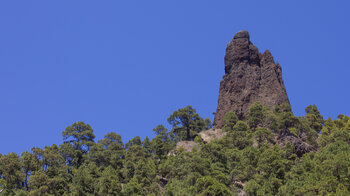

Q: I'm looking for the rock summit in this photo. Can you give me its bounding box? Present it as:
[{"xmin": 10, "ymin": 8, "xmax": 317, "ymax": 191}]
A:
[{"xmin": 213, "ymin": 30, "xmax": 290, "ymax": 128}]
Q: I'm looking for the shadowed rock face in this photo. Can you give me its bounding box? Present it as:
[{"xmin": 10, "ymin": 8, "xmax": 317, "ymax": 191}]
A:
[{"xmin": 213, "ymin": 30, "xmax": 290, "ymax": 128}]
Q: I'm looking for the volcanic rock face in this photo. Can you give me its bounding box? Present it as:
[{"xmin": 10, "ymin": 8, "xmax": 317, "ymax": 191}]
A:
[{"xmin": 213, "ymin": 31, "xmax": 290, "ymax": 128}]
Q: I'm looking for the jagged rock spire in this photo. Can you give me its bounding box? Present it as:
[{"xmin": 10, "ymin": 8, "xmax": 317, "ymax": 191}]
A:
[{"xmin": 213, "ymin": 30, "xmax": 290, "ymax": 128}]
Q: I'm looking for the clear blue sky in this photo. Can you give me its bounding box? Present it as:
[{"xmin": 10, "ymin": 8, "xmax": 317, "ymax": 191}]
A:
[{"xmin": 1, "ymin": 1, "xmax": 349, "ymax": 154}]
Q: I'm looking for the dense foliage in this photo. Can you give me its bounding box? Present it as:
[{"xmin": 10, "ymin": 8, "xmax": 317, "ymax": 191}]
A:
[{"xmin": 0, "ymin": 104, "xmax": 349, "ymax": 195}]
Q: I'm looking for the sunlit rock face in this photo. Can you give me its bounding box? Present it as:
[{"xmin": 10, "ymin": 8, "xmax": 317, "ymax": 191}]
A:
[{"xmin": 213, "ymin": 30, "xmax": 290, "ymax": 128}]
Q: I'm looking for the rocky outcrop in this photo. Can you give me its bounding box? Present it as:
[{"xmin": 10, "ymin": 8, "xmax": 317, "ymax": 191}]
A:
[
  {"xmin": 167, "ymin": 129, "xmax": 225, "ymax": 155},
  {"xmin": 167, "ymin": 141, "xmax": 199, "ymax": 156},
  {"xmin": 276, "ymin": 132, "xmax": 317, "ymax": 157},
  {"xmin": 213, "ymin": 30, "xmax": 290, "ymax": 128},
  {"xmin": 199, "ymin": 129, "xmax": 225, "ymax": 143}
]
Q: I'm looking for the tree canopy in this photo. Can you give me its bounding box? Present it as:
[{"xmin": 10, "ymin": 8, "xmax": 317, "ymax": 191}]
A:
[{"xmin": 0, "ymin": 104, "xmax": 349, "ymax": 195}]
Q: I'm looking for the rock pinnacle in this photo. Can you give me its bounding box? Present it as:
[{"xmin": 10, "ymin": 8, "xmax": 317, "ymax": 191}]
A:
[{"xmin": 213, "ymin": 31, "xmax": 290, "ymax": 128}]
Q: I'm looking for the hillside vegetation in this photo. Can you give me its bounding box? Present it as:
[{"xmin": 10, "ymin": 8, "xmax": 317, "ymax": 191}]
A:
[{"xmin": 0, "ymin": 103, "xmax": 349, "ymax": 195}]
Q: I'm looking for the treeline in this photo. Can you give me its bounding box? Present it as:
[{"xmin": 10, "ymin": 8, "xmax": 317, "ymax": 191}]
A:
[{"xmin": 0, "ymin": 104, "xmax": 349, "ymax": 195}]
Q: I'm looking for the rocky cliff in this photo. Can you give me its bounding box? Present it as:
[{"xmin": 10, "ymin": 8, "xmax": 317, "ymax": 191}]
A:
[{"xmin": 213, "ymin": 30, "xmax": 290, "ymax": 128}]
